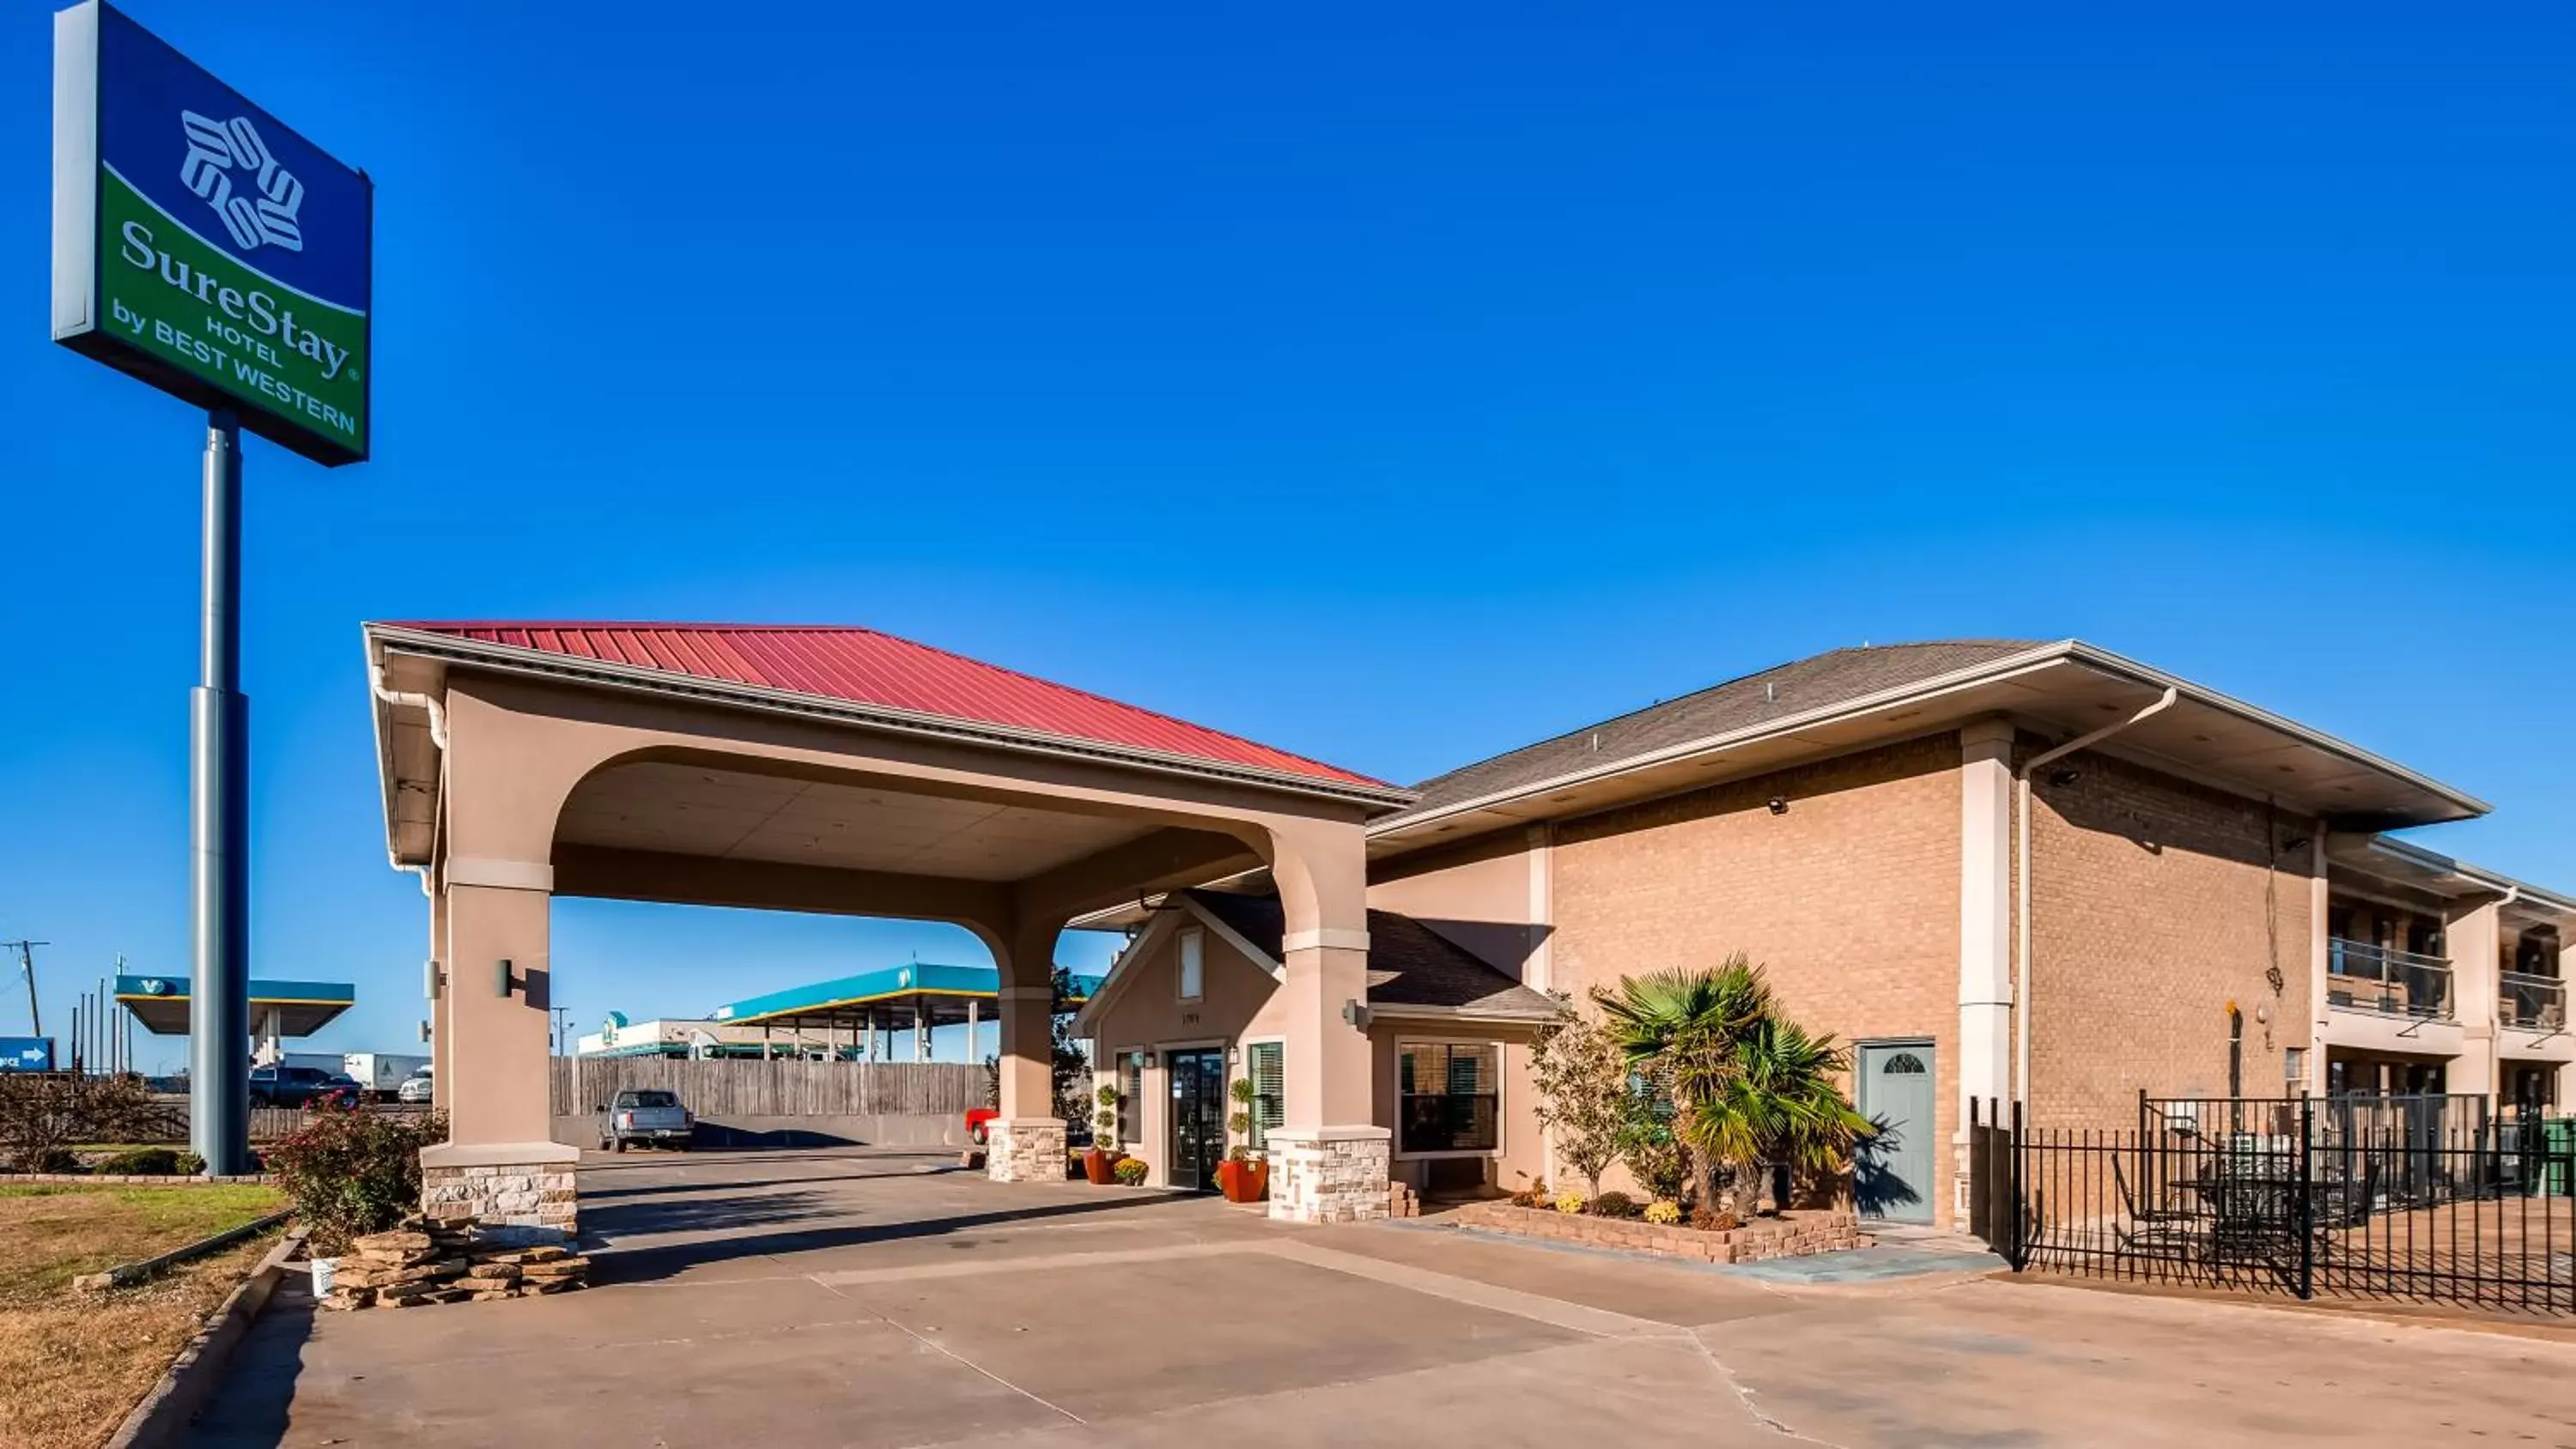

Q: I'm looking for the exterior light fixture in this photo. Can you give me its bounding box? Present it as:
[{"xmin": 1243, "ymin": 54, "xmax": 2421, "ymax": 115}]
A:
[
  {"xmin": 495, "ymin": 959, "xmax": 514, "ymax": 998},
  {"xmin": 2047, "ymin": 767, "xmax": 2081, "ymax": 787},
  {"xmin": 1767, "ymin": 797, "xmax": 1789, "ymax": 815}
]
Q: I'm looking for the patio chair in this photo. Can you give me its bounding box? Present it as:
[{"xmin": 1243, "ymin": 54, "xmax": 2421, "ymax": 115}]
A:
[{"xmin": 2113, "ymin": 1155, "xmax": 2203, "ymax": 1259}]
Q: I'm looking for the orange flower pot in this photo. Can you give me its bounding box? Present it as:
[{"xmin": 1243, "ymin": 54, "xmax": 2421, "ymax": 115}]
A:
[{"xmin": 1217, "ymin": 1157, "xmax": 1269, "ymax": 1203}]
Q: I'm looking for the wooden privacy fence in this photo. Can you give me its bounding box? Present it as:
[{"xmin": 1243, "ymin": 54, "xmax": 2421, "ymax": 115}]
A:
[
  {"xmin": 135, "ymin": 1099, "xmax": 424, "ymax": 1143},
  {"xmin": 550, "ymin": 1057, "xmax": 987, "ymax": 1119}
]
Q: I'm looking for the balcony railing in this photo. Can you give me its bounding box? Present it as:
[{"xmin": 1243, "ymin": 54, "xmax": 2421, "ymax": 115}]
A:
[
  {"xmin": 2325, "ymin": 938, "xmax": 2453, "ymax": 1019},
  {"xmin": 2500, "ymin": 970, "xmax": 2567, "ymax": 1031}
]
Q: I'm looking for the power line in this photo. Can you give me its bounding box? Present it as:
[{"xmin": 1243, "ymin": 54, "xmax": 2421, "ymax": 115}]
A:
[{"xmin": 1, "ymin": 941, "xmax": 47, "ymax": 1038}]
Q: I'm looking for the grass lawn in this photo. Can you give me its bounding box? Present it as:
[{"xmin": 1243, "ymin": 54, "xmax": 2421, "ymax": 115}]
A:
[{"xmin": 0, "ymin": 1183, "xmax": 287, "ymax": 1449}]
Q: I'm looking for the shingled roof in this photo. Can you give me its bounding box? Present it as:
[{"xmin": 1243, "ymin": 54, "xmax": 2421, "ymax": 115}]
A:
[
  {"xmin": 1182, "ymin": 891, "xmax": 1558, "ymax": 1021},
  {"xmin": 1392, "ymin": 640, "xmax": 2045, "ymax": 822}
]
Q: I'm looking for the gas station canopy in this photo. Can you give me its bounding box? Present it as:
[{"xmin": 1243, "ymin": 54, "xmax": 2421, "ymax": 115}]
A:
[
  {"xmin": 712, "ymin": 962, "xmax": 1100, "ymax": 1036},
  {"xmin": 116, "ymin": 974, "xmax": 355, "ymax": 1037}
]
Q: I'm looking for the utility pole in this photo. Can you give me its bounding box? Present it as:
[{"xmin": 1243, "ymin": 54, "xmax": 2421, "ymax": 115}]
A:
[
  {"xmin": 550, "ymin": 1005, "xmax": 570, "ymax": 1058},
  {"xmin": 3, "ymin": 941, "xmax": 46, "ymax": 1036}
]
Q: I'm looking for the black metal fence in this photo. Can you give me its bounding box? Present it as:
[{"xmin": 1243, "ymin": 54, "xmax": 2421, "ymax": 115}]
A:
[{"xmin": 1970, "ymin": 1094, "xmax": 2576, "ymax": 1314}]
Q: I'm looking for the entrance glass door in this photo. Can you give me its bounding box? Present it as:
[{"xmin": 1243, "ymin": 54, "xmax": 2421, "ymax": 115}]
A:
[{"xmin": 1168, "ymin": 1048, "xmax": 1225, "ymax": 1191}]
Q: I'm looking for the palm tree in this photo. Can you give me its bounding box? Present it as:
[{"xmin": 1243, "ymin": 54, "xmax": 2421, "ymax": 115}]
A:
[
  {"xmin": 1595, "ymin": 957, "xmax": 1873, "ymax": 1215},
  {"xmin": 1592, "ymin": 958, "xmax": 1773, "ymax": 1208},
  {"xmin": 1690, "ymin": 1015, "xmax": 1873, "ymax": 1215}
]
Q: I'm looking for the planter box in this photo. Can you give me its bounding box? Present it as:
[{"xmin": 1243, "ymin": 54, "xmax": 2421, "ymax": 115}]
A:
[{"xmin": 1449, "ymin": 1203, "xmax": 1865, "ymax": 1265}]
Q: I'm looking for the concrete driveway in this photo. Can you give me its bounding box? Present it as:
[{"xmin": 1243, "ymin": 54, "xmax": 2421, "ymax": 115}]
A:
[{"xmin": 188, "ymin": 1148, "xmax": 2575, "ymax": 1447}]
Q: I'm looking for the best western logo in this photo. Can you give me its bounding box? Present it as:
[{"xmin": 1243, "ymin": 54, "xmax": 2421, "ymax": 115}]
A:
[
  {"xmin": 113, "ymin": 219, "xmax": 350, "ymax": 381},
  {"xmin": 179, "ymin": 112, "xmax": 305, "ymax": 253}
]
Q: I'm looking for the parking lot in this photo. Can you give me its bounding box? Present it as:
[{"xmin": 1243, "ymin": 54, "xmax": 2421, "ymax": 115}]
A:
[{"xmin": 186, "ymin": 1148, "xmax": 2576, "ymax": 1446}]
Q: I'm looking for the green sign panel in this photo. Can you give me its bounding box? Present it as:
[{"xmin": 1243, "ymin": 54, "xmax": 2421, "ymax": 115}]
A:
[{"xmin": 52, "ymin": 3, "xmax": 372, "ymax": 465}]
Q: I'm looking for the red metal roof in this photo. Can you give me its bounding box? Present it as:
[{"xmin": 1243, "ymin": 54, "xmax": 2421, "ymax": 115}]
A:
[{"xmin": 384, "ymin": 621, "xmax": 1390, "ymax": 790}]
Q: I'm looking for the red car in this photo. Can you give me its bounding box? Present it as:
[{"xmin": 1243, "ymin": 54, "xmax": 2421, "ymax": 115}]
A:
[{"xmin": 965, "ymin": 1106, "xmax": 999, "ymax": 1145}]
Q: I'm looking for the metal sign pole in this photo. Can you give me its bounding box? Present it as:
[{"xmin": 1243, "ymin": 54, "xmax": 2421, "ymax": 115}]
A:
[{"xmin": 189, "ymin": 409, "xmax": 250, "ymax": 1173}]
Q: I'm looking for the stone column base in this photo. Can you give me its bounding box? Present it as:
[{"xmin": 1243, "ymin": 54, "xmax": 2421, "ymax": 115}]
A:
[
  {"xmin": 987, "ymin": 1119, "xmax": 1067, "ymax": 1183},
  {"xmin": 1266, "ymin": 1125, "xmax": 1392, "ymax": 1223},
  {"xmin": 421, "ymin": 1141, "xmax": 580, "ymax": 1242}
]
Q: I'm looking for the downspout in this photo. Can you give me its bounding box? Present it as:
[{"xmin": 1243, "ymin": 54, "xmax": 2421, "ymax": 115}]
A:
[
  {"xmin": 2488, "ymin": 884, "xmax": 2521, "ymax": 1095},
  {"xmin": 370, "ymin": 665, "xmax": 448, "ymax": 886},
  {"xmin": 2016, "ymin": 687, "xmax": 2179, "ymax": 1113},
  {"xmin": 371, "ymin": 665, "xmax": 448, "ymax": 750}
]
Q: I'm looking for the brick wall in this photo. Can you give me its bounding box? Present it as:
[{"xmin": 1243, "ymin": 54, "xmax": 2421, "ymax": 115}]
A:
[
  {"xmin": 1376, "ymin": 727, "xmax": 2327, "ymax": 1225},
  {"xmin": 1549, "ymin": 734, "xmax": 1964, "ymax": 1221},
  {"xmin": 2024, "ymin": 743, "xmax": 2319, "ymax": 1129}
]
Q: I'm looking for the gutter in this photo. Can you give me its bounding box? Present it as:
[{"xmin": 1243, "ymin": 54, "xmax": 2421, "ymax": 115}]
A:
[
  {"xmin": 1375, "ymin": 638, "xmax": 2488, "ymax": 846},
  {"xmin": 368, "ymin": 652, "xmax": 446, "ymax": 886},
  {"xmin": 1362, "ymin": 1003, "xmax": 1558, "ymax": 1026},
  {"xmin": 1376, "ymin": 643, "xmax": 2084, "ymax": 839},
  {"xmin": 2361, "ymin": 836, "xmax": 2576, "ymax": 916},
  {"xmin": 2017, "ymin": 687, "xmax": 2179, "ymax": 1113}
]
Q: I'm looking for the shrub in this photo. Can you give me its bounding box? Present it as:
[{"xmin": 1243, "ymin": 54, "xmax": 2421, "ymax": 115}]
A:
[
  {"xmin": 1643, "ymin": 1199, "xmax": 1684, "ymax": 1226},
  {"xmin": 1531, "ymin": 1003, "xmax": 1628, "ymax": 1197},
  {"xmin": 98, "ymin": 1146, "xmax": 180, "ymax": 1176},
  {"xmin": 31, "ymin": 1148, "xmax": 79, "ymax": 1174},
  {"xmin": 1113, "ymin": 1156, "xmax": 1148, "ymax": 1186},
  {"xmin": 173, "ymin": 1150, "xmax": 207, "ymax": 1177},
  {"xmin": 1588, "ymin": 1191, "xmax": 1638, "ymax": 1219},
  {"xmin": 1688, "ymin": 1205, "xmax": 1740, "ymax": 1233},
  {"xmin": 1618, "ymin": 1095, "xmax": 1693, "ymax": 1205},
  {"xmin": 1508, "ymin": 1185, "xmax": 1546, "ymax": 1209},
  {"xmin": 263, "ymin": 1107, "xmax": 447, "ymax": 1251},
  {"xmin": 0, "ymin": 1072, "xmax": 158, "ymax": 1172},
  {"xmin": 1552, "ymin": 1189, "xmax": 1586, "ymax": 1215},
  {"xmin": 1093, "ymin": 1082, "xmax": 1121, "ymax": 1150}
]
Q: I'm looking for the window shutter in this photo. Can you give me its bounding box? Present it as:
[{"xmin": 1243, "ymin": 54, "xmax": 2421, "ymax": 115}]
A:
[
  {"xmin": 1121, "ymin": 1055, "xmax": 1143, "ymax": 1144},
  {"xmin": 1249, "ymin": 1040, "xmax": 1284, "ymax": 1149}
]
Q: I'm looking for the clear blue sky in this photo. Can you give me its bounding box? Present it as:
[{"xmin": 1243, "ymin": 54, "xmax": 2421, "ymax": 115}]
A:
[{"xmin": 4, "ymin": 2, "xmax": 2572, "ymax": 1070}]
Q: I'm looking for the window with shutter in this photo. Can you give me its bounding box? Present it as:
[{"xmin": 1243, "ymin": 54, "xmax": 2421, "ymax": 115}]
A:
[
  {"xmin": 1396, "ymin": 1041, "xmax": 1500, "ymax": 1153},
  {"xmin": 1120, "ymin": 1053, "xmax": 1143, "ymax": 1145},
  {"xmin": 1248, "ymin": 1040, "xmax": 1284, "ymax": 1150}
]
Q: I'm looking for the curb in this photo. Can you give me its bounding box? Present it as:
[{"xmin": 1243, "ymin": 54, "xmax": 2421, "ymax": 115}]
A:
[
  {"xmin": 75, "ymin": 1210, "xmax": 296, "ymax": 1291},
  {"xmin": 103, "ymin": 1226, "xmax": 304, "ymax": 1449}
]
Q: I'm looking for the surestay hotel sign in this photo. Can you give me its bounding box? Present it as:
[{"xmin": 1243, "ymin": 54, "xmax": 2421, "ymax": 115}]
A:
[{"xmin": 52, "ymin": 2, "xmax": 371, "ymax": 465}]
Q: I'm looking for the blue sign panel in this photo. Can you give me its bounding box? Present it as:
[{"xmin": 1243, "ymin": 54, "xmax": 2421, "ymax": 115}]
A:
[
  {"xmin": 0, "ymin": 1038, "xmax": 58, "ymax": 1073},
  {"xmin": 52, "ymin": 2, "xmax": 372, "ymax": 464}
]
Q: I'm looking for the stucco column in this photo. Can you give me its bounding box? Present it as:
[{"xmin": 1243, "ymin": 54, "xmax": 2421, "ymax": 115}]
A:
[
  {"xmin": 1267, "ymin": 818, "xmax": 1388, "ymax": 1223},
  {"xmin": 2307, "ymin": 834, "xmax": 2331, "ymax": 1096},
  {"xmin": 987, "ymin": 919, "xmax": 1067, "ymax": 1182},
  {"xmin": 428, "ymin": 887, "xmax": 452, "ymax": 1107},
  {"xmin": 418, "ymin": 871, "xmax": 578, "ymax": 1239},
  {"xmin": 2447, "ymin": 899, "xmax": 2504, "ymax": 1102},
  {"xmin": 1956, "ymin": 720, "xmax": 2014, "ymax": 1173}
]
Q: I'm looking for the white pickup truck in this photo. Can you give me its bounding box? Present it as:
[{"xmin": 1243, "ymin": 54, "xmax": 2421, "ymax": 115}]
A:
[{"xmin": 597, "ymin": 1088, "xmax": 695, "ymax": 1152}]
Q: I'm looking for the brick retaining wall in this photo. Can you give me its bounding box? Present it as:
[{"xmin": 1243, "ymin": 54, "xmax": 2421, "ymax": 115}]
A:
[{"xmin": 1451, "ymin": 1203, "xmax": 1864, "ymax": 1264}]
